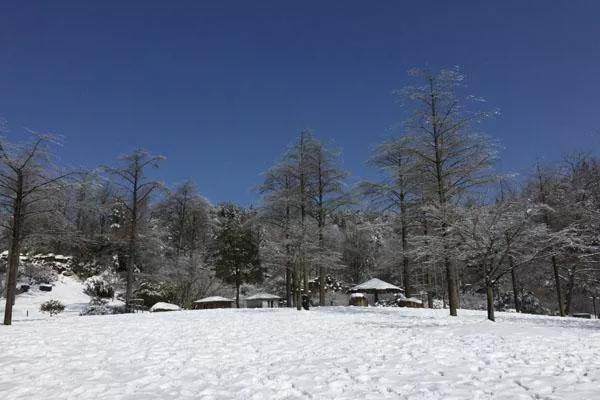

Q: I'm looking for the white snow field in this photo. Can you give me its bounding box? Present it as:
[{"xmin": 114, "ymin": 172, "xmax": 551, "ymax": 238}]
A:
[{"xmin": 1, "ymin": 307, "xmax": 600, "ymax": 400}]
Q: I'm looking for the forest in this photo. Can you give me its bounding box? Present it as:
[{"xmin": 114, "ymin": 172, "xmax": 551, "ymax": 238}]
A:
[{"xmin": 2, "ymin": 67, "xmax": 599, "ymax": 325}]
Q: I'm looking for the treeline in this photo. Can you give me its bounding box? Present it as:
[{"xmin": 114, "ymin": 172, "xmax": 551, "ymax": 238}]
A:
[{"xmin": 2, "ymin": 67, "xmax": 599, "ymax": 325}]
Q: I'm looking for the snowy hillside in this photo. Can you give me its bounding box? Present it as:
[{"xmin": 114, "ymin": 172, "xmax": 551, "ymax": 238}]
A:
[
  {"xmin": 1, "ymin": 307, "xmax": 599, "ymax": 399},
  {"xmin": 0, "ymin": 274, "xmax": 92, "ymax": 321}
]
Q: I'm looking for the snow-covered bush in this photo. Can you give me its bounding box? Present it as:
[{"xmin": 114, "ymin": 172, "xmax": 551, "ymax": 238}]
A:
[
  {"xmin": 83, "ymin": 272, "xmax": 116, "ymax": 299},
  {"xmin": 133, "ymin": 281, "xmax": 176, "ymax": 307},
  {"xmin": 80, "ymin": 298, "xmax": 128, "ymax": 316},
  {"xmin": 520, "ymin": 292, "xmax": 549, "ymax": 315},
  {"xmin": 40, "ymin": 300, "xmax": 65, "ymax": 316},
  {"xmin": 23, "ymin": 261, "xmax": 57, "ymax": 284}
]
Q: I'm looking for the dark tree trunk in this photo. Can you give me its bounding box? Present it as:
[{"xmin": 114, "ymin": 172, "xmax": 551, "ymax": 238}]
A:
[
  {"xmin": 486, "ymin": 283, "xmax": 495, "ymax": 322},
  {"xmin": 235, "ymin": 277, "xmax": 240, "ymax": 308},
  {"xmin": 445, "ymin": 256, "xmax": 458, "ymax": 316},
  {"xmin": 552, "ymin": 256, "xmax": 564, "ymax": 316},
  {"xmin": 286, "ymin": 266, "xmax": 292, "ymax": 307},
  {"xmin": 126, "ymin": 173, "xmax": 138, "ymax": 308},
  {"xmin": 3, "ymin": 173, "xmax": 24, "ymax": 326},
  {"xmin": 564, "ymin": 267, "xmax": 575, "ymax": 316},
  {"xmin": 294, "ymin": 270, "xmax": 301, "ymax": 311},
  {"xmin": 510, "ymin": 264, "xmax": 521, "ymax": 313},
  {"xmin": 426, "ymin": 270, "xmax": 434, "ymax": 308}
]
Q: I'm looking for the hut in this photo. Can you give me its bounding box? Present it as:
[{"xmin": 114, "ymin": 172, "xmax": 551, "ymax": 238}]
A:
[
  {"xmin": 245, "ymin": 293, "xmax": 280, "ymax": 308},
  {"xmin": 396, "ymin": 297, "xmax": 424, "ymax": 308},
  {"xmin": 192, "ymin": 296, "xmax": 235, "ymax": 310},
  {"xmin": 349, "ymin": 278, "xmax": 404, "ymax": 303},
  {"xmin": 349, "ymin": 293, "xmax": 368, "ymax": 306}
]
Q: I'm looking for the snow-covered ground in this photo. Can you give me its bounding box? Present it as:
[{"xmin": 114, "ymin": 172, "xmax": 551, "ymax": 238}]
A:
[
  {"xmin": 1, "ymin": 307, "xmax": 599, "ymax": 399},
  {"xmin": 0, "ymin": 275, "xmax": 93, "ymax": 321}
]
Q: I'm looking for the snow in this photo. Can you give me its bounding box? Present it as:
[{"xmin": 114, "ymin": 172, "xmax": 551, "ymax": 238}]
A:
[
  {"xmin": 150, "ymin": 302, "xmax": 181, "ymax": 312},
  {"xmin": 1, "ymin": 307, "xmax": 599, "ymax": 399},
  {"xmin": 0, "ymin": 275, "xmax": 93, "ymax": 320},
  {"xmin": 194, "ymin": 296, "xmax": 234, "ymax": 303},
  {"xmin": 350, "ymin": 293, "xmax": 366, "ymax": 298},
  {"xmin": 349, "ymin": 278, "xmax": 404, "ymax": 292},
  {"xmin": 245, "ymin": 293, "xmax": 280, "ymax": 300}
]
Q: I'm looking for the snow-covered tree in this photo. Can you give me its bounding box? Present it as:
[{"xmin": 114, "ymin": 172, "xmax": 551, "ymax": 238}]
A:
[
  {"xmin": 102, "ymin": 149, "xmax": 164, "ymax": 307},
  {"xmin": 453, "ymin": 201, "xmax": 547, "ymax": 321},
  {"xmin": 0, "ymin": 133, "xmax": 71, "ymax": 325},
  {"xmin": 360, "ymin": 136, "xmax": 421, "ymax": 295},
  {"xmin": 212, "ymin": 203, "xmax": 263, "ymax": 308},
  {"xmin": 394, "ymin": 67, "xmax": 500, "ymax": 316}
]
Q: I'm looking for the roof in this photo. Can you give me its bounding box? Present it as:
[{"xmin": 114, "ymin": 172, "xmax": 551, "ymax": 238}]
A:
[
  {"xmin": 245, "ymin": 293, "xmax": 281, "ymax": 300},
  {"xmin": 350, "ymin": 293, "xmax": 366, "ymax": 298},
  {"xmin": 194, "ymin": 296, "xmax": 234, "ymax": 303},
  {"xmin": 349, "ymin": 278, "xmax": 404, "ymax": 293},
  {"xmin": 150, "ymin": 302, "xmax": 181, "ymax": 311}
]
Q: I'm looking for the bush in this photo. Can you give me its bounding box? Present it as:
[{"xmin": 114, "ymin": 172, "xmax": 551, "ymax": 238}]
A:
[
  {"xmin": 133, "ymin": 281, "xmax": 176, "ymax": 307},
  {"xmin": 80, "ymin": 298, "xmax": 133, "ymax": 316},
  {"xmin": 23, "ymin": 262, "xmax": 57, "ymax": 284},
  {"xmin": 83, "ymin": 272, "xmax": 115, "ymax": 298},
  {"xmin": 40, "ymin": 300, "xmax": 65, "ymax": 316}
]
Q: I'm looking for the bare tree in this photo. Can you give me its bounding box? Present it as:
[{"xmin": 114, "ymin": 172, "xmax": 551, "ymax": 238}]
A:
[
  {"xmin": 396, "ymin": 67, "xmax": 500, "ymax": 316},
  {"xmin": 0, "ymin": 133, "xmax": 71, "ymax": 325},
  {"xmin": 453, "ymin": 201, "xmax": 546, "ymax": 321},
  {"xmin": 361, "ymin": 136, "xmax": 420, "ymax": 296},
  {"xmin": 102, "ymin": 149, "xmax": 164, "ymax": 307}
]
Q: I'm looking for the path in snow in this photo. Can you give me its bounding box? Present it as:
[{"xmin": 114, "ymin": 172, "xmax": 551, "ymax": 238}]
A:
[{"xmin": 1, "ymin": 307, "xmax": 599, "ymax": 399}]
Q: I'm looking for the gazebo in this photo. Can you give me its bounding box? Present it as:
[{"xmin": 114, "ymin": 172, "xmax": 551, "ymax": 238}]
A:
[
  {"xmin": 348, "ymin": 278, "xmax": 404, "ymax": 303},
  {"xmin": 245, "ymin": 293, "xmax": 280, "ymax": 308},
  {"xmin": 192, "ymin": 296, "xmax": 235, "ymax": 310}
]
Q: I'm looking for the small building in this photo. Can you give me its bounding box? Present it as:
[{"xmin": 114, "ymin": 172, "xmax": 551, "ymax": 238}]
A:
[
  {"xmin": 192, "ymin": 296, "xmax": 235, "ymax": 310},
  {"xmin": 245, "ymin": 293, "xmax": 280, "ymax": 308},
  {"xmin": 349, "ymin": 293, "xmax": 368, "ymax": 307},
  {"xmin": 396, "ymin": 297, "xmax": 424, "ymax": 308},
  {"xmin": 348, "ymin": 278, "xmax": 404, "ymax": 303}
]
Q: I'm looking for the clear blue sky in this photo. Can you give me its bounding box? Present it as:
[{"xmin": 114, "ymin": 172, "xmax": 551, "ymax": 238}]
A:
[{"xmin": 1, "ymin": 1, "xmax": 599, "ymax": 205}]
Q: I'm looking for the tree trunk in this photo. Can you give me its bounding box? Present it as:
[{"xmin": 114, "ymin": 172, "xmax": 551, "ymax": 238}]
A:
[
  {"xmin": 564, "ymin": 267, "xmax": 575, "ymax": 316},
  {"xmin": 294, "ymin": 270, "xmax": 301, "ymax": 311},
  {"xmin": 426, "ymin": 270, "xmax": 434, "ymax": 308},
  {"xmin": 510, "ymin": 264, "xmax": 520, "ymax": 313},
  {"xmin": 445, "ymin": 257, "xmax": 458, "ymax": 316},
  {"xmin": 3, "ymin": 173, "xmax": 24, "ymax": 326},
  {"xmin": 318, "ymin": 266, "xmax": 325, "ymax": 306},
  {"xmin": 552, "ymin": 256, "xmax": 564, "ymax": 316},
  {"xmin": 125, "ymin": 171, "xmax": 139, "ymax": 308},
  {"xmin": 486, "ymin": 283, "xmax": 495, "ymax": 322},
  {"xmin": 285, "ymin": 266, "xmax": 292, "ymax": 307},
  {"xmin": 235, "ymin": 277, "xmax": 240, "ymax": 308}
]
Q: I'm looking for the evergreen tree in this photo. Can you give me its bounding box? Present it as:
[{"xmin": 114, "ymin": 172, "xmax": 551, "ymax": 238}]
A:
[{"xmin": 212, "ymin": 204, "xmax": 263, "ymax": 308}]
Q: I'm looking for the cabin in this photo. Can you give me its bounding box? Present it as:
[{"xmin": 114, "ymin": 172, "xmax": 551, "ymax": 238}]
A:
[
  {"xmin": 192, "ymin": 296, "xmax": 234, "ymax": 310},
  {"xmin": 349, "ymin": 293, "xmax": 368, "ymax": 306},
  {"xmin": 396, "ymin": 297, "xmax": 424, "ymax": 308},
  {"xmin": 245, "ymin": 293, "xmax": 280, "ymax": 308}
]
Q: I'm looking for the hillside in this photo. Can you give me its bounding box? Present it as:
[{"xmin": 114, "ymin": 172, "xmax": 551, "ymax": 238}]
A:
[{"xmin": 0, "ymin": 274, "xmax": 92, "ymax": 321}]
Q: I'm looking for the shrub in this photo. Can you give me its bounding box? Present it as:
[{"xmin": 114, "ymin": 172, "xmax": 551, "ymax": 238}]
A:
[
  {"xmin": 40, "ymin": 300, "xmax": 65, "ymax": 316},
  {"xmin": 83, "ymin": 272, "xmax": 115, "ymax": 298},
  {"xmin": 80, "ymin": 299, "xmax": 122, "ymax": 316},
  {"xmin": 133, "ymin": 281, "xmax": 176, "ymax": 307}
]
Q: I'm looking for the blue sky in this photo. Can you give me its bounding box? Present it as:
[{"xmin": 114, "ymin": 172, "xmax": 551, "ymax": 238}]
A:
[{"xmin": 1, "ymin": 1, "xmax": 599, "ymax": 205}]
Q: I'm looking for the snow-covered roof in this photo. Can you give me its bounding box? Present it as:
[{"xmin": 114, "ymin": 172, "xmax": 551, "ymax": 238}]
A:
[
  {"xmin": 150, "ymin": 302, "xmax": 181, "ymax": 312},
  {"xmin": 349, "ymin": 278, "xmax": 404, "ymax": 293},
  {"xmin": 350, "ymin": 293, "xmax": 366, "ymax": 298},
  {"xmin": 194, "ymin": 296, "xmax": 234, "ymax": 303},
  {"xmin": 245, "ymin": 293, "xmax": 280, "ymax": 300}
]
